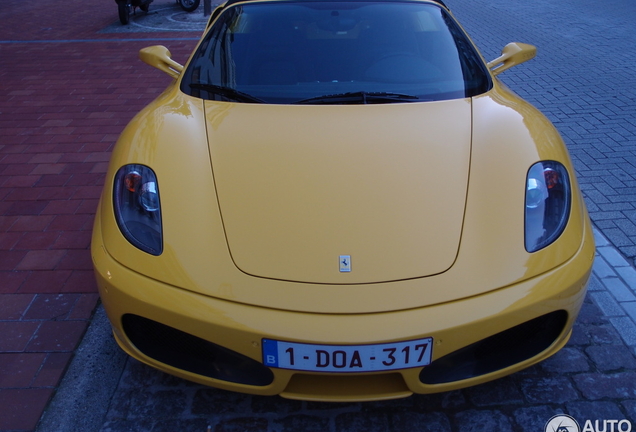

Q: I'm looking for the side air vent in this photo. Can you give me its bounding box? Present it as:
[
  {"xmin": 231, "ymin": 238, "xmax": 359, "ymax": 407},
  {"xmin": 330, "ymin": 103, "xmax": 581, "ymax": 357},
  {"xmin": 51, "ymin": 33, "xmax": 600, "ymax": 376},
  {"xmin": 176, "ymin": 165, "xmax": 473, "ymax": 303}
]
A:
[
  {"xmin": 420, "ymin": 310, "xmax": 568, "ymax": 384},
  {"xmin": 122, "ymin": 314, "xmax": 274, "ymax": 386}
]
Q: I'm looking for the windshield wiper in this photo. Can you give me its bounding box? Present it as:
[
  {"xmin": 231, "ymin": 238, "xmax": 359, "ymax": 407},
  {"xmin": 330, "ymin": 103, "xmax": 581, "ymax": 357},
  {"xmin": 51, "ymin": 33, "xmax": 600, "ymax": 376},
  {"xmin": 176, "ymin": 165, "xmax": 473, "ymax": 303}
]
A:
[
  {"xmin": 189, "ymin": 83, "xmax": 265, "ymax": 104},
  {"xmin": 294, "ymin": 91, "xmax": 421, "ymax": 105}
]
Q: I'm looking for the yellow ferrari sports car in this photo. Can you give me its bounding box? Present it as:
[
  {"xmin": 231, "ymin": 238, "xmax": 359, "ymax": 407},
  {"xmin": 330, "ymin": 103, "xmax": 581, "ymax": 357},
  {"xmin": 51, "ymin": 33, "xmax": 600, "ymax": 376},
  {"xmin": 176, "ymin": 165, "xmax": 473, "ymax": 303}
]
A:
[{"xmin": 92, "ymin": 0, "xmax": 594, "ymax": 401}]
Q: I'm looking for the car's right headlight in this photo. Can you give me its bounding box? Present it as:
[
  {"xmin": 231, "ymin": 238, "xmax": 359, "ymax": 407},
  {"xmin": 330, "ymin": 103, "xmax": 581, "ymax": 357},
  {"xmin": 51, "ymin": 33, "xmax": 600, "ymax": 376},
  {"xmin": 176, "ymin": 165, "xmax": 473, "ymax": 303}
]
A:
[
  {"xmin": 525, "ymin": 161, "xmax": 571, "ymax": 253},
  {"xmin": 113, "ymin": 164, "xmax": 163, "ymax": 256}
]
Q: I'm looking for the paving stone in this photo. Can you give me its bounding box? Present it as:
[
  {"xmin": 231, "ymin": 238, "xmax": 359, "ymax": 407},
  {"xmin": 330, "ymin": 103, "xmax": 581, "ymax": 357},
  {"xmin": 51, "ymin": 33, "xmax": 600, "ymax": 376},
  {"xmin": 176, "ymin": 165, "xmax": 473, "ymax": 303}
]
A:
[
  {"xmin": 622, "ymin": 400, "xmax": 636, "ymax": 421},
  {"xmin": 0, "ymin": 231, "xmax": 21, "ymax": 250},
  {"xmin": 453, "ymin": 409, "xmax": 513, "ymax": 432},
  {"xmin": 26, "ymin": 320, "xmax": 87, "ymax": 352},
  {"xmin": 587, "ymin": 274, "xmax": 605, "ymax": 292},
  {"xmin": 153, "ymin": 419, "xmax": 212, "ymax": 432},
  {"xmin": 609, "ymin": 317, "xmax": 636, "ymax": 346},
  {"xmin": 0, "ymin": 353, "xmax": 47, "ymax": 387},
  {"xmin": 23, "ymin": 293, "xmax": 80, "ymax": 320},
  {"xmin": 621, "ymin": 301, "xmax": 636, "ymax": 320},
  {"xmin": 67, "ymin": 293, "xmax": 100, "ymax": 319},
  {"xmin": 517, "ymin": 376, "xmax": 580, "ymax": 404},
  {"xmin": 0, "ymin": 388, "xmax": 54, "ymax": 431},
  {"xmin": 63, "ymin": 270, "xmax": 99, "ymax": 293},
  {"xmin": 604, "ymin": 277, "xmax": 636, "ymax": 302},
  {"xmin": 47, "ymin": 214, "xmax": 93, "ymax": 231},
  {"xmin": 411, "ymin": 390, "xmax": 467, "ymax": 411},
  {"xmin": 590, "ymin": 291, "xmax": 626, "ymax": 317},
  {"xmin": 437, "ymin": 390, "xmax": 468, "ymax": 410},
  {"xmin": 565, "ymin": 401, "xmax": 625, "ymax": 425},
  {"xmin": 273, "ymin": 414, "xmax": 332, "ymax": 432},
  {"xmin": 568, "ymin": 326, "xmax": 591, "ymax": 346},
  {"xmin": 9, "ymin": 215, "xmax": 55, "ymax": 233},
  {"xmin": 0, "ymin": 250, "xmax": 28, "ymax": 271},
  {"xmin": 121, "ymin": 389, "xmax": 191, "ymax": 419},
  {"xmin": 0, "ymin": 321, "xmax": 40, "ymax": 352},
  {"xmin": 512, "ymin": 406, "xmax": 563, "ymax": 432},
  {"xmin": 191, "ymin": 389, "xmax": 254, "ymax": 416},
  {"xmin": 358, "ymin": 396, "xmax": 418, "ymax": 414},
  {"xmin": 586, "ymin": 324, "xmax": 624, "ymax": 345},
  {"xmin": 14, "ymin": 232, "xmax": 61, "ymax": 250},
  {"xmin": 117, "ymin": 358, "xmax": 194, "ymax": 390},
  {"xmin": 31, "ymin": 352, "xmax": 73, "ymax": 387},
  {"xmin": 391, "ymin": 412, "xmax": 452, "ymax": 432},
  {"xmin": 464, "ymin": 377, "xmax": 524, "ymax": 406},
  {"xmin": 213, "ymin": 417, "xmax": 269, "ymax": 432},
  {"xmin": 0, "ymin": 270, "xmax": 27, "ymax": 294},
  {"xmin": 0, "ymin": 293, "xmax": 34, "ymax": 319},
  {"xmin": 604, "ymin": 229, "xmax": 634, "ymax": 249},
  {"xmin": 56, "ymin": 249, "xmax": 94, "ymax": 271},
  {"xmin": 573, "ymin": 372, "xmax": 636, "ymax": 399},
  {"xmin": 593, "ymin": 256, "xmax": 618, "ymax": 279},
  {"xmin": 16, "ymin": 250, "xmax": 67, "ymax": 271},
  {"xmin": 616, "ymin": 266, "xmax": 636, "ymax": 291},
  {"xmin": 585, "ymin": 345, "xmax": 636, "ymax": 372},
  {"xmin": 306, "ymin": 400, "xmax": 360, "ymax": 412},
  {"xmin": 335, "ymin": 411, "xmax": 391, "ymax": 432},
  {"xmin": 19, "ymin": 270, "xmax": 72, "ymax": 294},
  {"xmin": 100, "ymin": 419, "xmax": 155, "ymax": 432},
  {"xmin": 540, "ymin": 347, "xmax": 590, "ymax": 374},
  {"xmin": 575, "ymin": 300, "xmax": 609, "ymax": 325}
]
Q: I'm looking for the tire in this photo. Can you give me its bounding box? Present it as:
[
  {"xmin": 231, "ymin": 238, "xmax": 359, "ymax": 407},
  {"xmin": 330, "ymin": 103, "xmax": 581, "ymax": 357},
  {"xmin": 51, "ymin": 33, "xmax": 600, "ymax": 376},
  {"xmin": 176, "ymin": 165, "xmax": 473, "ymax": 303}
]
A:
[
  {"xmin": 178, "ymin": 0, "xmax": 200, "ymax": 12},
  {"xmin": 118, "ymin": 2, "xmax": 130, "ymax": 24}
]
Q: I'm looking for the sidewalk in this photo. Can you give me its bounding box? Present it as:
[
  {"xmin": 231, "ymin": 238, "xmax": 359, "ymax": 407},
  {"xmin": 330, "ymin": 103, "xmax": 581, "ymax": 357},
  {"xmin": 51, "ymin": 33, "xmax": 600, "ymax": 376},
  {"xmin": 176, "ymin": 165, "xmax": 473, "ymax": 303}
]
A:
[{"xmin": 0, "ymin": 0, "xmax": 203, "ymax": 430}]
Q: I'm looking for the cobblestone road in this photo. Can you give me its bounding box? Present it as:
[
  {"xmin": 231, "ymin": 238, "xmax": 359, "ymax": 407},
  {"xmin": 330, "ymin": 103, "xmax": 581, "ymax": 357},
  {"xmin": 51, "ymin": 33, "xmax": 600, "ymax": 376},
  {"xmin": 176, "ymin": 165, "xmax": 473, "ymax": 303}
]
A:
[{"xmin": 33, "ymin": 0, "xmax": 636, "ymax": 431}]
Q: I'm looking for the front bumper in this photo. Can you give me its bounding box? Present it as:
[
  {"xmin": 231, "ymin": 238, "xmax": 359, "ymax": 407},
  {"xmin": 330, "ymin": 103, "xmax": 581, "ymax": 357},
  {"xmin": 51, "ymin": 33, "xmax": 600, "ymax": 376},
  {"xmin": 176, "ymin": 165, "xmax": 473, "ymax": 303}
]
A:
[{"xmin": 92, "ymin": 212, "xmax": 593, "ymax": 402}]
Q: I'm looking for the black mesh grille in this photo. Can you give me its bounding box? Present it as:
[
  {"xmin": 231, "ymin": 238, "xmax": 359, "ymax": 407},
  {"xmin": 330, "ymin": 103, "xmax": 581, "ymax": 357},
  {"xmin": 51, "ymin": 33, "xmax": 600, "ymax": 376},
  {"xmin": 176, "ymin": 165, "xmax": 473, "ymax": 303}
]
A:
[
  {"xmin": 122, "ymin": 314, "xmax": 274, "ymax": 386},
  {"xmin": 420, "ymin": 310, "xmax": 568, "ymax": 384}
]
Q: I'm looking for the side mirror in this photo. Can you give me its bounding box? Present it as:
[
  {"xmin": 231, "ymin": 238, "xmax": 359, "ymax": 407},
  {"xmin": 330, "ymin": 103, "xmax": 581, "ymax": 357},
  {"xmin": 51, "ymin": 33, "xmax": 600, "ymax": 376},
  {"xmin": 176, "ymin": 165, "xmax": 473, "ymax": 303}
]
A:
[
  {"xmin": 487, "ymin": 42, "xmax": 537, "ymax": 76},
  {"xmin": 139, "ymin": 45, "xmax": 184, "ymax": 79}
]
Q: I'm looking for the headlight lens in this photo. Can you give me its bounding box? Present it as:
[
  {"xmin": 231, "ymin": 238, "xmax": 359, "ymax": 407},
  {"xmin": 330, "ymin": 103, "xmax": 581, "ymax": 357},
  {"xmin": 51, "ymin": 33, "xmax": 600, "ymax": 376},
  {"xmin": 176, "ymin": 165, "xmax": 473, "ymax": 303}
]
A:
[
  {"xmin": 113, "ymin": 164, "xmax": 163, "ymax": 255},
  {"xmin": 525, "ymin": 161, "xmax": 571, "ymax": 252}
]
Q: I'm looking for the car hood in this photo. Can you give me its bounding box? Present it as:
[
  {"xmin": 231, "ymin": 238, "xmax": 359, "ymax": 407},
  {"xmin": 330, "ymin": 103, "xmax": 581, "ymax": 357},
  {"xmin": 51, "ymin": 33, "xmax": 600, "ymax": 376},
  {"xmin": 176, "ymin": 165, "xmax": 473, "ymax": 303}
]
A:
[{"xmin": 205, "ymin": 99, "xmax": 471, "ymax": 284}]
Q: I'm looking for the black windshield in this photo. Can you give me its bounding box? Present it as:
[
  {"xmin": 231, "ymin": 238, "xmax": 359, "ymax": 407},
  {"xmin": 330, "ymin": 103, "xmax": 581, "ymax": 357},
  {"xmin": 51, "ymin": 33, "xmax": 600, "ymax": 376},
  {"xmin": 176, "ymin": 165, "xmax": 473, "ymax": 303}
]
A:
[{"xmin": 181, "ymin": 1, "xmax": 491, "ymax": 104}]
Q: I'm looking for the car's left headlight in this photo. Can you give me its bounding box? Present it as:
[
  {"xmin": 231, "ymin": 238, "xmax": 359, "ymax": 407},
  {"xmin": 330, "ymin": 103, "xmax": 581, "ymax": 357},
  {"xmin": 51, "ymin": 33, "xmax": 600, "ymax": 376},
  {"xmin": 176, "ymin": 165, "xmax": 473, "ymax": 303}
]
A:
[
  {"xmin": 525, "ymin": 161, "xmax": 571, "ymax": 253},
  {"xmin": 113, "ymin": 164, "xmax": 163, "ymax": 256}
]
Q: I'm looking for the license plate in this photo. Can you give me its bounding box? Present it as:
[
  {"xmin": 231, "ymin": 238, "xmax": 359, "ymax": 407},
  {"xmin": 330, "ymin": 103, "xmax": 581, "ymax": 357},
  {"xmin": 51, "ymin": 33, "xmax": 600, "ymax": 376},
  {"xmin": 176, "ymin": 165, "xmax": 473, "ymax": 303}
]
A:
[{"xmin": 262, "ymin": 337, "xmax": 433, "ymax": 373}]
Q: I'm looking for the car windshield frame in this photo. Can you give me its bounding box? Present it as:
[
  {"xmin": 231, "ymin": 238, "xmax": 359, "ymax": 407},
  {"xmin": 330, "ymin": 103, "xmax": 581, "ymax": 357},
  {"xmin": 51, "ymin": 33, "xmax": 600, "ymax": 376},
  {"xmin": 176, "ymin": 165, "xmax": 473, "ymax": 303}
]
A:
[{"xmin": 180, "ymin": 0, "xmax": 492, "ymax": 105}]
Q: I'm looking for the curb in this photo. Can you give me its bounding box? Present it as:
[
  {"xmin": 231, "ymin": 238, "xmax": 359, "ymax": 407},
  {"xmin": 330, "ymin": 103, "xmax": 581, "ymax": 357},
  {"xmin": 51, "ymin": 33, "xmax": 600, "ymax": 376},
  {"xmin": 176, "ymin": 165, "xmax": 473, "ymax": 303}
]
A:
[{"xmin": 36, "ymin": 306, "xmax": 127, "ymax": 432}]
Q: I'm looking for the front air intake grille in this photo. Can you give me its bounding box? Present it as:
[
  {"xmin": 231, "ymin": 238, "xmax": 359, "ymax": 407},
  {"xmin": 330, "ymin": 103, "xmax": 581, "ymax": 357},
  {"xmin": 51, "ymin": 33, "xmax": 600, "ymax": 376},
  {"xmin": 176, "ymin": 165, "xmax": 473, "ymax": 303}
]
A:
[
  {"xmin": 122, "ymin": 314, "xmax": 274, "ymax": 386},
  {"xmin": 420, "ymin": 310, "xmax": 568, "ymax": 384}
]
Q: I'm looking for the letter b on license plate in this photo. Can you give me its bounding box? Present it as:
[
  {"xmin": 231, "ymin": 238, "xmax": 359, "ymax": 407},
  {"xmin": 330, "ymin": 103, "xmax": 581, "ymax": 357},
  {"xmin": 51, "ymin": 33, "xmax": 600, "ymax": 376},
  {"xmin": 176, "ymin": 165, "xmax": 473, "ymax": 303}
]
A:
[{"xmin": 262, "ymin": 338, "xmax": 433, "ymax": 373}]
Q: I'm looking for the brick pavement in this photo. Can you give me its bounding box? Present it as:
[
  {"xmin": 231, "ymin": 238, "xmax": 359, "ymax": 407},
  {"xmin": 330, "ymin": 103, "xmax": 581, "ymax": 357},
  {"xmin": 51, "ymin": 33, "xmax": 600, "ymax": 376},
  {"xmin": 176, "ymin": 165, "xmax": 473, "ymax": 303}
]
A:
[
  {"xmin": 1, "ymin": 0, "xmax": 635, "ymax": 430},
  {"xmin": 0, "ymin": 0, "xmax": 201, "ymax": 430}
]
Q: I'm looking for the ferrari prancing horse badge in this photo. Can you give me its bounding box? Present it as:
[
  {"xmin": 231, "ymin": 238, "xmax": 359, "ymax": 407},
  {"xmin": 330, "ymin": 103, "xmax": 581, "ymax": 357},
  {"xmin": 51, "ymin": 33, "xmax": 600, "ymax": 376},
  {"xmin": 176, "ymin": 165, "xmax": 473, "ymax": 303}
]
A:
[{"xmin": 339, "ymin": 255, "xmax": 351, "ymax": 272}]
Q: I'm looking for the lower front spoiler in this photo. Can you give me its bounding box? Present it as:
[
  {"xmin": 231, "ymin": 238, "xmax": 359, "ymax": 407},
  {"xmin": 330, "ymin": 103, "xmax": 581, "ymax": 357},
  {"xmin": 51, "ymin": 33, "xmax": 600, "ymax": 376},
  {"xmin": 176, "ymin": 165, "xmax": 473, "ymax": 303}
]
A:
[
  {"xmin": 93, "ymin": 238, "xmax": 593, "ymax": 402},
  {"xmin": 116, "ymin": 310, "xmax": 573, "ymax": 402}
]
